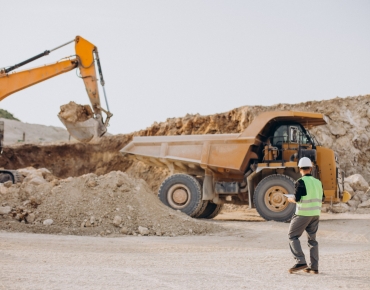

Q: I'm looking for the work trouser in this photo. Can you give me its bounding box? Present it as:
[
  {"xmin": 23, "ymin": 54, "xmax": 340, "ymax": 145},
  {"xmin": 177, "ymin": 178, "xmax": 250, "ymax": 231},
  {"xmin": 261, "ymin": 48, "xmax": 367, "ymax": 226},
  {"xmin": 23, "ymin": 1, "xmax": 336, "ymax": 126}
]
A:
[{"xmin": 288, "ymin": 215, "xmax": 320, "ymax": 270}]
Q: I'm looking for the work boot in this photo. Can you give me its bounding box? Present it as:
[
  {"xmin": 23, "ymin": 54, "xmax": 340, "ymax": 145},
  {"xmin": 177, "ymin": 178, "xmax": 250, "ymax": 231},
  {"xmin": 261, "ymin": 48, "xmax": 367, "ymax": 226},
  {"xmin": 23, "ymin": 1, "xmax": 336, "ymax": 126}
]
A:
[
  {"xmin": 303, "ymin": 267, "xmax": 319, "ymax": 274},
  {"xmin": 288, "ymin": 263, "xmax": 308, "ymax": 273}
]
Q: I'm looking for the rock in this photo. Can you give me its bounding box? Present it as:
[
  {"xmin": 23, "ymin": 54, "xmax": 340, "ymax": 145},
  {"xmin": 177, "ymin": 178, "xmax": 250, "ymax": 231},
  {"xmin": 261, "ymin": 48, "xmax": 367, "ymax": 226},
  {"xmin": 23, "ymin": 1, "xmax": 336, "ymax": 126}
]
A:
[
  {"xmin": 353, "ymin": 194, "xmax": 361, "ymax": 201},
  {"xmin": 344, "ymin": 183, "xmax": 354, "ymax": 195},
  {"xmin": 120, "ymin": 227, "xmax": 128, "ymax": 234},
  {"xmin": 155, "ymin": 231, "xmax": 162, "ymax": 236},
  {"xmin": 355, "ymin": 192, "xmax": 368, "ymax": 202},
  {"xmin": 331, "ymin": 203, "xmax": 349, "ymax": 213},
  {"xmin": 17, "ymin": 167, "xmax": 37, "ymax": 177},
  {"xmin": 0, "ymin": 206, "xmax": 11, "ymax": 215},
  {"xmin": 113, "ymin": 215, "xmax": 122, "ymax": 227},
  {"xmin": 344, "ymin": 174, "xmax": 369, "ymax": 191},
  {"xmin": 28, "ymin": 177, "xmax": 48, "ymax": 186},
  {"xmin": 138, "ymin": 226, "xmax": 149, "ymax": 236},
  {"xmin": 106, "ymin": 230, "xmax": 111, "ymax": 234},
  {"xmin": 3, "ymin": 181, "xmax": 12, "ymax": 188},
  {"xmin": 86, "ymin": 178, "xmax": 97, "ymax": 188},
  {"xmin": 0, "ymin": 184, "xmax": 7, "ymax": 195},
  {"xmin": 85, "ymin": 220, "xmax": 92, "ymax": 227},
  {"xmin": 90, "ymin": 216, "xmax": 95, "ymax": 224},
  {"xmin": 80, "ymin": 221, "xmax": 86, "ymax": 228},
  {"xmin": 189, "ymin": 229, "xmax": 193, "ymax": 234},
  {"xmin": 356, "ymin": 208, "xmax": 370, "ymax": 214},
  {"xmin": 358, "ymin": 200, "xmax": 370, "ymax": 208},
  {"xmin": 328, "ymin": 123, "xmax": 347, "ymax": 136},
  {"xmin": 347, "ymin": 200, "xmax": 361, "ymax": 208},
  {"xmin": 43, "ymin": 219, "xmax": 53, "ymax": 226},
  {"xmin": 26, "ymin": 213, "xmax": 35, "ymax": 223},
  {"xmin": 321, "ymin": 207, "xmax": 328, "ymax": 213}
]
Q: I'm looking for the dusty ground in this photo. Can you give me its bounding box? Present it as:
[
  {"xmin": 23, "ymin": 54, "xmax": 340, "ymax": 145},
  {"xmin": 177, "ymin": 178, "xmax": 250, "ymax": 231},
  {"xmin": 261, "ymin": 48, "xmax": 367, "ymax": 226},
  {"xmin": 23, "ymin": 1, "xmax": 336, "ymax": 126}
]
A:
[{"xmin": 1, "ymin": 212, "xmax": 369, "ymax": 290}]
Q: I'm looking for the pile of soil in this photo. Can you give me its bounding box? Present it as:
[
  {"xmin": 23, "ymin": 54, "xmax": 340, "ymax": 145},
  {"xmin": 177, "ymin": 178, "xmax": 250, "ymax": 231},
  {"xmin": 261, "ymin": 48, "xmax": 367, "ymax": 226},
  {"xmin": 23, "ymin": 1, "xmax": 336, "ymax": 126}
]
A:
[
  {"xmin": 0, "ymin": 167, "xmax": 221, "ymax": 236},
  {"xmin": 58, "ymin": 101, "xmax": 93, "ymax": 123}
]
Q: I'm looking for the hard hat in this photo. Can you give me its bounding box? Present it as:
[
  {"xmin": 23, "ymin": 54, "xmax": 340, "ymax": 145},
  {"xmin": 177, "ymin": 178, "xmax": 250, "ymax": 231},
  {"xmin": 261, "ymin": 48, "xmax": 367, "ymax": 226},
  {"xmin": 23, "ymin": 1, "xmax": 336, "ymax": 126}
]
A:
[{"xmin": 298, "ymin": 157, "xmax": 312, "ymax": 168}]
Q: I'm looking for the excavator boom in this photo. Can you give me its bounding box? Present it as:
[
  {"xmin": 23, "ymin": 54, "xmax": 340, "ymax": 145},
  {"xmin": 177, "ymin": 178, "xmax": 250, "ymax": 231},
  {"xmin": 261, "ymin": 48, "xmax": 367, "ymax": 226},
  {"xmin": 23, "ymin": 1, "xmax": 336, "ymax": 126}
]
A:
[{"xmin": 0, "ymin": 36, "xmax": 112, "ymax": 142}]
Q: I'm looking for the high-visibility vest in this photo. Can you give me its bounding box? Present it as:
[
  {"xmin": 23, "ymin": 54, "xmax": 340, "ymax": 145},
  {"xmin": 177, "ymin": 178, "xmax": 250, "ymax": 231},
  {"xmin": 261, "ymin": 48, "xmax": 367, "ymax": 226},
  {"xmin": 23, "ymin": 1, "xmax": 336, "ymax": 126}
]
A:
[{"xmin": 295, "ymin": 176, "xmax": 323, "ymax": 216}]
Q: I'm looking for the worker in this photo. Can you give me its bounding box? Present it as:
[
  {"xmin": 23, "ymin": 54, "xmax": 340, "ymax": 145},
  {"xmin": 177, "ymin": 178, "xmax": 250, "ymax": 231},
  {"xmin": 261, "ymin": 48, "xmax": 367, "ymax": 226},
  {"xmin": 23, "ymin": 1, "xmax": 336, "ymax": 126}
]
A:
[{"xmin": 287, "ymin": 157, "xmax": 325, "ymax": 274}]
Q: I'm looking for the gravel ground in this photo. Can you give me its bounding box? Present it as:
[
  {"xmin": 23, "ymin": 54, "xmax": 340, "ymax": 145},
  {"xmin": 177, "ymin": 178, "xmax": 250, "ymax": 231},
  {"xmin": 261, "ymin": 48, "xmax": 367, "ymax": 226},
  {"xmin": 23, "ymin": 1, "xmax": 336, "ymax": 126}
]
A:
[{"xmin": 0, "ymin": 213, "xmax": 369, "ymax": 290}]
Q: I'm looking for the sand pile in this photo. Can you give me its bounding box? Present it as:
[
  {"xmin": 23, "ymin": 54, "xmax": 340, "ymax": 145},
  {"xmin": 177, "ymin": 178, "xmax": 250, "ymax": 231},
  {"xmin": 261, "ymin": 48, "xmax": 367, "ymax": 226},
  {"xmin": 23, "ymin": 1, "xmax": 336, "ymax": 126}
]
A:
[
  {"xmin": 58, "ymin": 101, "xmax": 93, "ymax": 123},
  {"xmin": 0, "ymin": 167, "xmax": 221, "ymax": 236}
]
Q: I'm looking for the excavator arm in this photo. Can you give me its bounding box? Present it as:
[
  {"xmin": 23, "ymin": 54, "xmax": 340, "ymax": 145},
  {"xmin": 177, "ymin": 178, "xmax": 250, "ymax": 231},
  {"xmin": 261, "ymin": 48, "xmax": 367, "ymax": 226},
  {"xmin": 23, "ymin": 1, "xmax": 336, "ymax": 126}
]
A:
[{"xmin": 0, "ymin": 36, "xmax": 112, "ymax": 143}]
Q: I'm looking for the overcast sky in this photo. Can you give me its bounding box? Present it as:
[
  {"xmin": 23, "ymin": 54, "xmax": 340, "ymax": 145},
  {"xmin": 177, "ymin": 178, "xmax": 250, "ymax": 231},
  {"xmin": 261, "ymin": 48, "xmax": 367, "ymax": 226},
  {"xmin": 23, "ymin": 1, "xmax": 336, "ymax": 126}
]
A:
[{"xmin": 1, "ymin": 1, "xmax": 369, "ymax": 134}]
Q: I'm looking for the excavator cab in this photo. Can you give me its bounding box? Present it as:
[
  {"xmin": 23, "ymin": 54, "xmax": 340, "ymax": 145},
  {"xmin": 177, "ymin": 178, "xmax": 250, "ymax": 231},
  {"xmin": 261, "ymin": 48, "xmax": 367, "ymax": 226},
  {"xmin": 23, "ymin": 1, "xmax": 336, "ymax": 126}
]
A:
[{"xmin": 0, "ymin": 36, "xmax": 112, "ymax": 143}]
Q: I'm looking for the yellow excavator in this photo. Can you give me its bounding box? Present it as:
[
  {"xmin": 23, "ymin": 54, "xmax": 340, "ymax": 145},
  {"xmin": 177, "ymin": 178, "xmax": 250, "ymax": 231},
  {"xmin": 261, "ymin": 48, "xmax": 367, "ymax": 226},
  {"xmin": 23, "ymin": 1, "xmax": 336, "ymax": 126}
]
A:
[
  {"xmin": 0, "ymin": 35, "xmax": 112, "ymax": 142},
  {"xmin": 0, "ymin": 36, "xmax": 112, "ymax": 182}
]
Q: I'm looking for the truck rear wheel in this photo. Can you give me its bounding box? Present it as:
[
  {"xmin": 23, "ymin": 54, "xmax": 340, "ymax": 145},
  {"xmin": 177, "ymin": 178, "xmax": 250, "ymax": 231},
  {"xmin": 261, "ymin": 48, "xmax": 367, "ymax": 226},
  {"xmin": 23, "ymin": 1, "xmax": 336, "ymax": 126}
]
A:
[
  {"xmin": 253, "ymin": 174, "xmax": 295, "ymax": 222},
  {"xmin": 197, "ymin": 203, "xmax": 223, "ymax": 219},
  {"xmin": 158, "ymin": 174, "xmax": 206, "ymax": 217}
]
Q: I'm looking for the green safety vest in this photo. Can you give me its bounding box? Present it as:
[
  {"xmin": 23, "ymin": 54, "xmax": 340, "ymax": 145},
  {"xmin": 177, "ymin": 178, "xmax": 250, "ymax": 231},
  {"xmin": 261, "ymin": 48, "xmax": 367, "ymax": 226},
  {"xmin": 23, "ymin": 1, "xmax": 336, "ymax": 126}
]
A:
[{"xmin": 295, "ymin": 176, "xmax": 323, "ymax": 216}]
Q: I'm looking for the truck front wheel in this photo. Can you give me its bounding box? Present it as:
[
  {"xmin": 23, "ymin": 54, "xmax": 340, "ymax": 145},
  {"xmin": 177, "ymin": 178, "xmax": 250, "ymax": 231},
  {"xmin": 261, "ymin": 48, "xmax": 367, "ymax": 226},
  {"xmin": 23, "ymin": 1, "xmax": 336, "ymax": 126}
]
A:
[
  {"xmin": 158, "ymin": 174, "xmax": 205, "ymax": 217},
  {"xmin": 253, "ymin": 174, "xmax": 296, "ymax": 222}
]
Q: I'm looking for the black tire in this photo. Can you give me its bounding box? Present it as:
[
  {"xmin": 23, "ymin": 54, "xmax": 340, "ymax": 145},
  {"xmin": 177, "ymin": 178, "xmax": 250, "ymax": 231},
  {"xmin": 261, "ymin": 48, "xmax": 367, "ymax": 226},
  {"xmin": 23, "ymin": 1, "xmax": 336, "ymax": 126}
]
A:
[
  {"xmin": 253, "ymin": 174, "xmax": 296, "ymax": 222},
  {"xmin": 158, "ymin": 174, "xmax": 205, "ymax": 217},
  {"xmin": 0, "ymin": 173, "xmax": 12, "ymax": 183},
  {"xmin": 198, "ymin": 203, "xmax": 223, "ymax": 219}
]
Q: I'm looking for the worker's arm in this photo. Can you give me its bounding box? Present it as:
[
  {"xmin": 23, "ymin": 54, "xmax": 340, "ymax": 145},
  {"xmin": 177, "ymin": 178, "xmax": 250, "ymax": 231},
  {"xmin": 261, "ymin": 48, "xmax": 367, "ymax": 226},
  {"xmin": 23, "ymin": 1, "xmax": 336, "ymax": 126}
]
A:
[{"xmin": 287, "ymin": 179, "xmax": 305, "ymax": 203}]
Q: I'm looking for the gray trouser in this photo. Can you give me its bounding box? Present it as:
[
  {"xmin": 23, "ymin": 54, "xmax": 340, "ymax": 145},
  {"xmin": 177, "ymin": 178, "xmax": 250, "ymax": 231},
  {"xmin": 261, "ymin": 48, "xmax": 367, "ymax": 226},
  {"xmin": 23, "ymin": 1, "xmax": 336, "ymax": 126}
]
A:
[{"xmin": 288, "ymin": 215, "xmax": 320, "ymax": 270}]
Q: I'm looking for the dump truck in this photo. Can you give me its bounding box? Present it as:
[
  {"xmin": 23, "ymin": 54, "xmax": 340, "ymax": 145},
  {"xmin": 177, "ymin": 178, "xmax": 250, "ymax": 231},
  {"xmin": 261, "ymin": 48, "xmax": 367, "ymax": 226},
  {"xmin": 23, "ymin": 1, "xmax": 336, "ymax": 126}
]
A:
[{"xmin": 121, "ymin": 111, "xmax": 349, "ymax": 222}]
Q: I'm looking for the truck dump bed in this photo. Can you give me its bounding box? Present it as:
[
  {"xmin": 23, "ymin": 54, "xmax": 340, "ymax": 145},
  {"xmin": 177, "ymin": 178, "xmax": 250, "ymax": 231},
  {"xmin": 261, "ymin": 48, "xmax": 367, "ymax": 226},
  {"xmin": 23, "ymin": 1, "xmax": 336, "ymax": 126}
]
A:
[{"xmin": 120, "ymin": 111, "xmax": 327, "ymax": 178}]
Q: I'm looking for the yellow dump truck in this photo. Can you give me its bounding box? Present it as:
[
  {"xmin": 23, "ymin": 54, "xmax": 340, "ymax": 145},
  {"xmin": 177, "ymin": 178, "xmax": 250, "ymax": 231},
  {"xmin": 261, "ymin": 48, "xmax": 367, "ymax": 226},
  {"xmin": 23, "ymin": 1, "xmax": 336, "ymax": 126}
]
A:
[{"xmin": 121, "ymin": 111, "xmax": 345, "ymax": 222}]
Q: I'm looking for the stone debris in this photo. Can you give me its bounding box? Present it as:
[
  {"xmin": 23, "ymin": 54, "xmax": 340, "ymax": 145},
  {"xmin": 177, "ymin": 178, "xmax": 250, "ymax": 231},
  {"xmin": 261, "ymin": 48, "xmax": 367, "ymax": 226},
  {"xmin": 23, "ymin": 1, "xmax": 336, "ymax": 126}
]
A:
[
  {"xmin": 58, "ymin": 101, "xmax": 93, "ymax": 124},
  {"xmin": 0, "ymin": 167, "xmax": 220, "ymax": 236},
  {"xmin": 326, "ymin": 173, "xmax": 370, "ymax": 214},
  {"xmin": 113, "ymin": 216, "xmax": 122, "ymax": 227},
  {"xmin": 358, "ymin": 200, "xmax": 370, "ymax": 208},
  {"xmin": 43, "ymin": 219, "xmax": 53, "ymax": 226},
  {"xmin": 0, "ymin": 206, "xmax": 11, "ymax": 215},
  {"xmin": 138, "ymin": 226, "xmax": 149, "ymax": 236}
]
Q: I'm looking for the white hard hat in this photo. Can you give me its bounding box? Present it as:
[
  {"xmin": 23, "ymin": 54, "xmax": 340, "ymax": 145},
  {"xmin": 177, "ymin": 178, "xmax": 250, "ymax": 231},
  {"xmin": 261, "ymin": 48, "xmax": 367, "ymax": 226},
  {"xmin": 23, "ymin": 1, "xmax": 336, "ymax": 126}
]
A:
[{"xmin": 298, "ymin": 157, "xmax": 312, "ymax": 168}]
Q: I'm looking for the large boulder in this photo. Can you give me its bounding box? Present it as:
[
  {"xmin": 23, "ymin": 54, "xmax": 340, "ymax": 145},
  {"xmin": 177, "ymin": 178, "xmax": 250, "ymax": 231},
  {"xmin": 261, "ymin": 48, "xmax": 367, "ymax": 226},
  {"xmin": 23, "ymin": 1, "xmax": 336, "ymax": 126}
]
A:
[
  {"xmin": 331, "ymin": 203, "xmax": 349, "ymax": 213},
  {"xmin": 344, "ymin": 174, "xmax": 369, "ymax": 192},
  {"xmin": 358, "ymin": 200, "xmax": 370, "ymax": 208}
]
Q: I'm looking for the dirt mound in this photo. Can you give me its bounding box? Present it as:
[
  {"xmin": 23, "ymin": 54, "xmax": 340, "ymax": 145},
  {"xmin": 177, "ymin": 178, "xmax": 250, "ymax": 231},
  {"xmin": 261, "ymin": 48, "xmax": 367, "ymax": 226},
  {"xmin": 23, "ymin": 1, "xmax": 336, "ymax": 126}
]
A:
[
  {"xmin": 0, "ymin": 167, "xmax": 221, "ymax": 236},
  {"xmin": 58, "ymin": 101, "xmax": 93, "ymax": 123}
]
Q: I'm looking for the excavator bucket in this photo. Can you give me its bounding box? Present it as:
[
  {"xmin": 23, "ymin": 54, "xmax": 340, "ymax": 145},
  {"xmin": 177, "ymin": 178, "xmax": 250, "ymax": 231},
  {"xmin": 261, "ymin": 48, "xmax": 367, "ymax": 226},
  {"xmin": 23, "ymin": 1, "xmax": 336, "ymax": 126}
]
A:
[
  {"xmin": 58, "ymin": 116, "xmax": 107, "ymax": 143},
  {"xmin": 58, "ymin": 102, "xmax": 107, "ymax": 143}
]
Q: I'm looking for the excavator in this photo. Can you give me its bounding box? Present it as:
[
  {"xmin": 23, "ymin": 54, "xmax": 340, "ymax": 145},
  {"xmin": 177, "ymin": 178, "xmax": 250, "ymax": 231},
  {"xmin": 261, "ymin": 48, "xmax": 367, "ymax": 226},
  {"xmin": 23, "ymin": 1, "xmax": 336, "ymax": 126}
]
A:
[{"xmin": 0, "ymin": 36, "xmax": 112, "ymax": 183}]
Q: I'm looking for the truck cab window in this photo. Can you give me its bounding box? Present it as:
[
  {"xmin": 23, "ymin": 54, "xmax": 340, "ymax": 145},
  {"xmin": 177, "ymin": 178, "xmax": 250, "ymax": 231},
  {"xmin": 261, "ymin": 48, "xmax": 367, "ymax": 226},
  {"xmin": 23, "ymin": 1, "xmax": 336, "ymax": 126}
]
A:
[{"xmin": 272, "ymin": 125, "xmax": 288, "ymax": 146}]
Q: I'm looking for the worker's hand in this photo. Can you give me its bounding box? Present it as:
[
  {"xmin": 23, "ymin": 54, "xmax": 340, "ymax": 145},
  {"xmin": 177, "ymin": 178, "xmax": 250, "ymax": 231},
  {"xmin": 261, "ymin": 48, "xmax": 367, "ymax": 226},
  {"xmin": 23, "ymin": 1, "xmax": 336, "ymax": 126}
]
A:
[{"xmin": 287, "ymin": 198, "xmax": 296, "ymax": 203}]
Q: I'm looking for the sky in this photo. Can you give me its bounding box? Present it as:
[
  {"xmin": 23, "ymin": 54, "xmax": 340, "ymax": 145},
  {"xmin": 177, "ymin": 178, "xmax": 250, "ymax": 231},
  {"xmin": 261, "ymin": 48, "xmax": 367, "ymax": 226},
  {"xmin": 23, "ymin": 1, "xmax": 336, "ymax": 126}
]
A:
[{"xmin": 1, "ymin": 1, "xmax": 369, "ymax": 134}]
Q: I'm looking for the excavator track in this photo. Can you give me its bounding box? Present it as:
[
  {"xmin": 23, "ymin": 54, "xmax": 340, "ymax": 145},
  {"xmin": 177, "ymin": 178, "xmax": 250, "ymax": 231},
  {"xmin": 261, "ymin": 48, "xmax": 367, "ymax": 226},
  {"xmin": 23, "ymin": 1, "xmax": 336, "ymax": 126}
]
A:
[{"xmin": 0, "ymin": 170, "xmax": 23, "ymax": 184}]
